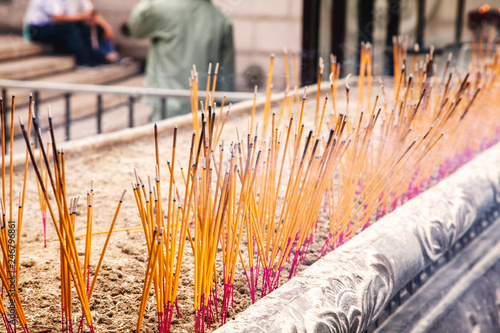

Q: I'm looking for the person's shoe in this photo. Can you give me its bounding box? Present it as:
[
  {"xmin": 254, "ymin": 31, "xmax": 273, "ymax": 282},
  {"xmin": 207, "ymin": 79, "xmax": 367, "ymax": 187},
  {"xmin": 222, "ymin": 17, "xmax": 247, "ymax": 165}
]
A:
[
  {"xmin": 105, "ymin": 51, "xmax": 121, "ymax": 63},
  {"xmin": 117, "ymin": 56, "xmax": 133, "ymax": 65}
]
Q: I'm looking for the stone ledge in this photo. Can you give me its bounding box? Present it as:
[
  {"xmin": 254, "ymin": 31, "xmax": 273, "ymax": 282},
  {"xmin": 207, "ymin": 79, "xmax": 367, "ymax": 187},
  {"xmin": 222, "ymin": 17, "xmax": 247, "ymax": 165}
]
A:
[
  {"xmin": 213, "ymin": 142, "xmax": 500, "ymax": 333},
  {"xmin": 376, "ymin": 211, "xmax": 500, "ymax": 332}
]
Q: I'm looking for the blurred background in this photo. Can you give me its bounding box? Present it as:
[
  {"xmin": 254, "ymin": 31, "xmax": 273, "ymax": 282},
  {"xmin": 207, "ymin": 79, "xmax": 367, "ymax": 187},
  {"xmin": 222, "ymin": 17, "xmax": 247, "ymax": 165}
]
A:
[
  {"xmin": 0, "ymin": 0, "xmax": 497, "ymax": 91},
  {"xmin": 0, "ymin": 0, "xmax": 497, "ymax": 147}
]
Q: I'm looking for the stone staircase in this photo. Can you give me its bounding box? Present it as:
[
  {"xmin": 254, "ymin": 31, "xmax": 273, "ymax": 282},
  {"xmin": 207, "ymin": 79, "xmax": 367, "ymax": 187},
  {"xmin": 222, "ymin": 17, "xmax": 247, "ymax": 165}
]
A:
[
  {"xmin": 0, "ymin": 35, "xmax": 46, "ymax": 61},
  {"xmin": 0, "ymin": 34, "xmax": 153, "ymax": 150}
]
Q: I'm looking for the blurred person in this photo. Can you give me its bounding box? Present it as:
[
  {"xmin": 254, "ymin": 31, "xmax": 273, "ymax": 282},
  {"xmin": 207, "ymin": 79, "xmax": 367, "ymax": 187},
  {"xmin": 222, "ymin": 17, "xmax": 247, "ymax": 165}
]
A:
[
  {"xmin": 24, "ymin": 0, "xmax": 121, "ymax": 67},
  {"xmin": 126, "ymin": 0, "xmax": 235, "ymax": 121}
]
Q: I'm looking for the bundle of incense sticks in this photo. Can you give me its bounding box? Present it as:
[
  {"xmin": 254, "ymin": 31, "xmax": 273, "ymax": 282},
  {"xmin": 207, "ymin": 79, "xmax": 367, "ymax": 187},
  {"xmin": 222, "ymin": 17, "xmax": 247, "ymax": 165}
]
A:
[
  {"xmin": 19, "ymin": 110, "xmax": 125, "ymax": 333},
  {"xmin": 322, "ymin": 40, "xmax": 499, "ymax": 252},
  {"xmin": 133, "ymin": 99, "xmax": 233, "ymax": 332},
  {"xmin": 135, "ymin": 38, "xmax": 500, "ymax": 332},
  {"xmin": 189, "ymin": 86, "xmax": 247, "ymax": 328},
  {"xmin": 0, "ymin": 95, "xmax": 30, "ymax": 333},
  {"xmin": 132, "ymin": 125, "xmax": 190, "ymax": 333}
]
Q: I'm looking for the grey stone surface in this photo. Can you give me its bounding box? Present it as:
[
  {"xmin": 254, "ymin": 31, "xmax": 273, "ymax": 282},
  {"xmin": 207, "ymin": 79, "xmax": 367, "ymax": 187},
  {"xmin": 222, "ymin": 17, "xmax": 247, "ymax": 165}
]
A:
[
  {"xmin": 214, "ymin": 142, "xmax": 500, "ymax": 333},
  {"xmin": 376, "ymin": 214, "xmax": 500, "ymax": 332}
]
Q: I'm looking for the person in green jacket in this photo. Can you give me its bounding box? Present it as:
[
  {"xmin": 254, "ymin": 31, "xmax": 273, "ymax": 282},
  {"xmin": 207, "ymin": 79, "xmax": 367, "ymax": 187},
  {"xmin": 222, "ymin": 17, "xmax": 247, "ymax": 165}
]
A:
[{"xmin": 127, "ymin": 0, "xmax": 235, "ymax": 121}]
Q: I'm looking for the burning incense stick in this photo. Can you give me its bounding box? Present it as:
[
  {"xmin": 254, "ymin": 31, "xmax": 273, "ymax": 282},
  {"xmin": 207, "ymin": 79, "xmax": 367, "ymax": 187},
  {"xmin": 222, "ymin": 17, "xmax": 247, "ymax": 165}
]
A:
[
  {"xmin": 0, "ymin": 96, "xmax": 34, "ymax": 333},
  {"xmin": 19, "ymin": 108, "xmax": 125, "ymax": 333}
]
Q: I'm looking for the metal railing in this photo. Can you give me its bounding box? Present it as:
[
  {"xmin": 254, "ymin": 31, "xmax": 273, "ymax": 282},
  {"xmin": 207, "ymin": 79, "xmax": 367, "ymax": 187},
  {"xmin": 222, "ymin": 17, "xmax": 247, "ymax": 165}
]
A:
[{"xmin": 0, "ymin": 79, "xmax": 255, "ymax": 145}]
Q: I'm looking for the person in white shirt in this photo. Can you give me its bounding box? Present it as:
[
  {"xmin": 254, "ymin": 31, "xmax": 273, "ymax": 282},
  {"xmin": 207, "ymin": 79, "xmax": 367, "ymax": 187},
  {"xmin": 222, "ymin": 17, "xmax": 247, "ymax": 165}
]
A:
[{"xmin": 25, "ymin": 0, "xmax": 120, "ymax": 66}]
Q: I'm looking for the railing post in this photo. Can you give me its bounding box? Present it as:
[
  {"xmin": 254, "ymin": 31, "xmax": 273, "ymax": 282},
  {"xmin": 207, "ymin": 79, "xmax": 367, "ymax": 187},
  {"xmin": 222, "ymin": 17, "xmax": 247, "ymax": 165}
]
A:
[
  {"xmin": 97, "ymin": 94, "xmax": 103, "ymax": 134},
  {"xmin": 65, "ymin": 93, "xmax": 71, "ymax": 141},
  {"xmin": 129, "ymin": 96, "xmax": 135, "ymax": 128},
  {"xmin": 161, "ymin": 97, "xmax": 167, "ymax": 119}
]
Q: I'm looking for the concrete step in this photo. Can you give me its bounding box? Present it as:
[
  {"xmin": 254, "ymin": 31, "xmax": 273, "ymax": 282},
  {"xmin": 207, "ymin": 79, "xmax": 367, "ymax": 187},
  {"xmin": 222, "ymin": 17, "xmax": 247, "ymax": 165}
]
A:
[
  {"xmin": 3, "ymin": 60, "xmax": 141, "ymax": 106},
  {"xmin": 0, "ymin": 55, "xmax": 75, "ymax": 80},
  {"xmin": 0, "ymin": 35, "xmax": 47, "ymax": 61}
]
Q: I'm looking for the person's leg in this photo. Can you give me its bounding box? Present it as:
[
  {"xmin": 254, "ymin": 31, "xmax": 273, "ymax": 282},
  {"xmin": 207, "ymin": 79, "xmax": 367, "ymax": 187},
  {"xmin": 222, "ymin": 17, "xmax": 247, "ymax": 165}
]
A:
[
  {"xmin": 95, "ymin": 26, "xmax": 120, "ymax": 63},
  {"xmin": 29, "ymin": 23, "xmax": 105, "ymax": 66},
  {"xmin": 73, "ymin": 23, "xmax": 107, "ymax": 66},
  {"xmin": 28, "ymin": 23, "xmax": 67, "ymax": 51}
]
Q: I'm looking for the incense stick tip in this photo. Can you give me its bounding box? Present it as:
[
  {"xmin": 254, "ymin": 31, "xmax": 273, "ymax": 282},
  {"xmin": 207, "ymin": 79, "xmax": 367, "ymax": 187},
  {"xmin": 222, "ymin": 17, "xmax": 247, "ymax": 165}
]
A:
[{"xmin": 346, "ymin": 74, "xmax": 351, "ymax": 91}]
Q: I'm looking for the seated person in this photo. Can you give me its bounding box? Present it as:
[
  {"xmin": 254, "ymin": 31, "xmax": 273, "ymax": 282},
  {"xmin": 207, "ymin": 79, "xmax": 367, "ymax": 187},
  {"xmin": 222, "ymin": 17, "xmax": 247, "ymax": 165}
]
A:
[{"xmin": 24, "ymin": 0, "xmax": 120, "ymax": 66}]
